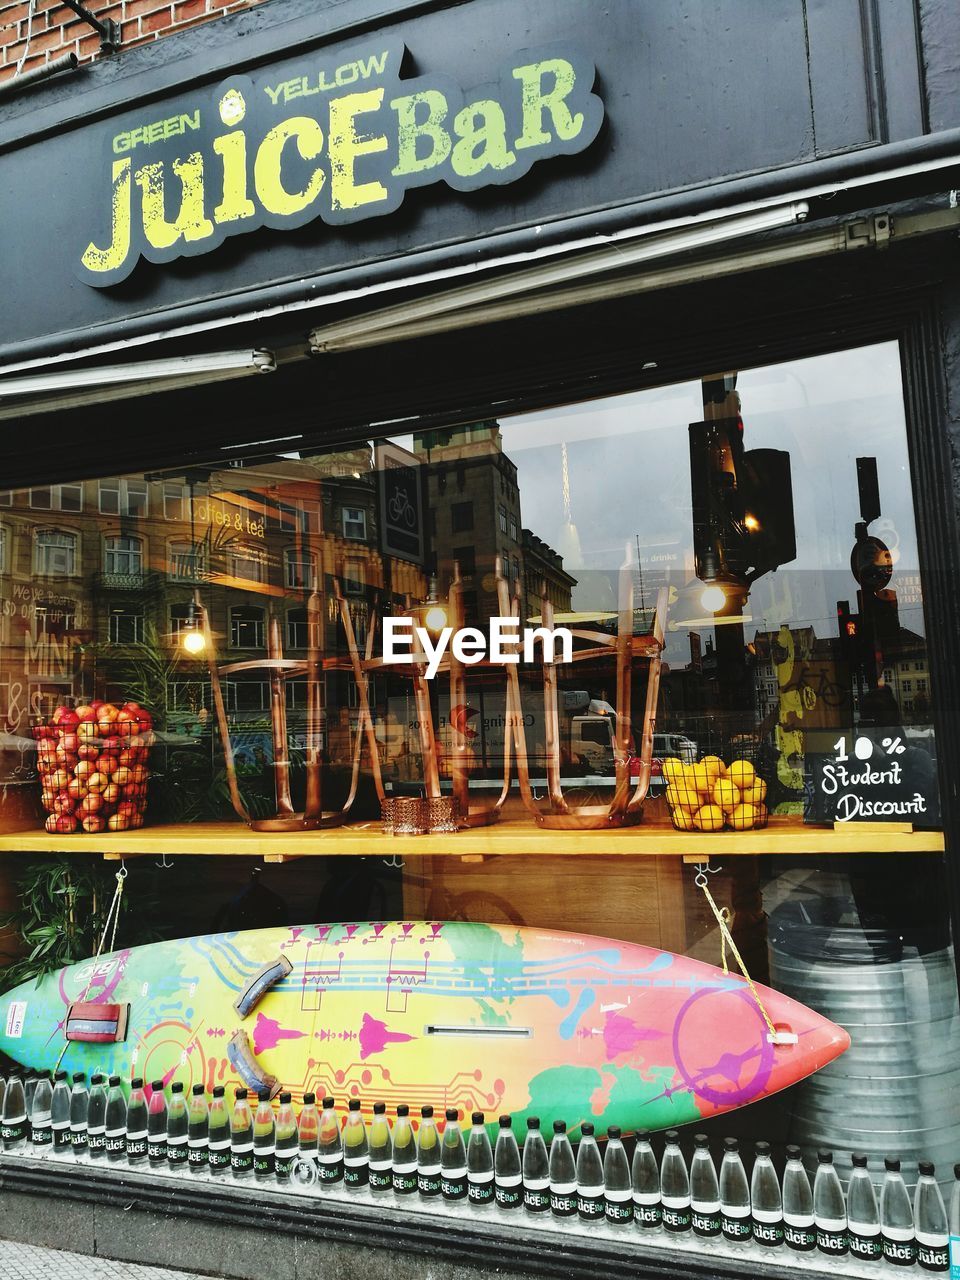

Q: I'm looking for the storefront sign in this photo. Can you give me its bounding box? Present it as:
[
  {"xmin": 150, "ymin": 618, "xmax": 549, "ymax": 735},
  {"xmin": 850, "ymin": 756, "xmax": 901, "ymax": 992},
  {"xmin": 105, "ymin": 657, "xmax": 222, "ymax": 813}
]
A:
[
  {"xmin": 806, "ymin": 731, "xmax": 940, "ymax": 827},
  {"xmin": 79, "ymin": 39, "xmax": 604, "ymax": 286},
  {"xmin": 382, "ymin": 617, "xmax": 573, "ymax": 678}
]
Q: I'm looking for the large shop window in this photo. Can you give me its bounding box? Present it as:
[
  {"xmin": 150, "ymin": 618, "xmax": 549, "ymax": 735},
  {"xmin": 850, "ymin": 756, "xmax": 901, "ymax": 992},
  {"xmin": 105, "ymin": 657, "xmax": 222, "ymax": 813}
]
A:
[{"xmin": 0, "ymin": 339, "xmax": 954, "ymax": 1231}]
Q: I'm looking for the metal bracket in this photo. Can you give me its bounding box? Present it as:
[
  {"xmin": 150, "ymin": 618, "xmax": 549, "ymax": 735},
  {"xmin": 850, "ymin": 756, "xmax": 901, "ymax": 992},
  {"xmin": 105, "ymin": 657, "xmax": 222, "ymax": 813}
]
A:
[{"xmin": 59, "ymin": 0, "xmax": 120, "ymax": 52}]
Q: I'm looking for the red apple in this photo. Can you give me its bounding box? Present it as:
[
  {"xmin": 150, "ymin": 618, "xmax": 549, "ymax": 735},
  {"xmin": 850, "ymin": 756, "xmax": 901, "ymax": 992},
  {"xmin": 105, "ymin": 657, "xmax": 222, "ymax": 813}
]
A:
[
  {"xmin": 98, "ymin": 703, "xmax": 119, "ymax": 723},
  {"xmin": 121, "ymin": 783, "xmax": 143, "ymax": 801},
  {"xmin": 107, "ymin": 812, "xmax": 130, "ymax": 832},
  {"xmin": 78, "ymin": 743, "xmax": 99, "ymax": 761},
  {"xmin": 80, "ymin": 792, "xmax": 104, "ymax": 815},
  {"xmin": 74, "ymin": 759, "xmax": 95, "ymax": 780},
  {"xmin": 98, "ymin": 755, "xmax": 118, "ymax": 777},
  {"xmin": 101, "ymin": 737, "xmax": 122, "ymax": 756},
  {"xmin": 78, "ymin": 722, "xmax": 99, "ymax": 742},
  {"xmin": 41, "ymin": 791, "xmax": 55, "ymax": 811},
  {"xmin": 129, "ymin": 813, "xmax": 145, "ymax": 829},
  {"xmin": 113, "ymin": 766, "xmax": 132, "ymax": 788},
  {"xmin": 53, "ymin": 707, "xmax": 79, "ymax": 729},
  {"xmin": 117, "ymin": 799, "xmax": 139, "ymax": 818},
  {"xmin": 46, "ymin": 813, "xmax": 77, "ymax": 834},
  {"xmin": 129, "ymin": 766, "xmax": 149, "ymax": 786},
  {"xmin": 75, "ymin": 705, "xmax": 98, "ymax": 723},
  {"xmin": 51, "ymin": 768, "xmax": 71, "ymax": 790},
  {"xmin": 82, "ymin": 814, "xmax": 106, "ymax": 834},
  {"xmin": 52, "ymin": 793, "xmax": 75, "ymax": 816},
  {"xmin": 101, "ymin": 782, "xmax": 120, "ymax": 806},
  {"xmin": 67, "ymin": 777, "xmax": 88, "ymax": 801},
  {"xmin": 86, "ymin": 772, "xmax": 109, "ymax": 793}
]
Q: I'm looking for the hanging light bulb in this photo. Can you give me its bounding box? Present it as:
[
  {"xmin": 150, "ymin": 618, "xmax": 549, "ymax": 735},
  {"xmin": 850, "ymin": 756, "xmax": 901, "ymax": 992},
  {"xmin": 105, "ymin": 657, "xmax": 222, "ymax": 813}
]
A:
[
  {"xmin": 182, "ymin": 626, "xmax": 206, "ymax": 655},
  {"xmin": 699, "ymin": 582, "xmax": 727, "ymax": 613},
  {"xmin": 423, "ymin": 573, "xmax": 448, "ymax": 633}
]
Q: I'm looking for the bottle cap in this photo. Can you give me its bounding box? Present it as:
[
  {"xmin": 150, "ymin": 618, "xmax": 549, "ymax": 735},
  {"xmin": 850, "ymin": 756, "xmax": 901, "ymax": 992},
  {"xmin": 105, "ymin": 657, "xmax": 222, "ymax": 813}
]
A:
[
  {"xmin": 472, "ymin": 1112, "xmax": 484, "ymax": 1125},
  {"xmin": 445, "ymin": 1107, "xmax": 458, "ymax": 1121},
  {"xmin": 755, "ymin": 1141, "xmax": 771, "ymax": 1156},
  {"xmin": 526, "ymin": 1116, "xmax": 540, "ymax": 1129},
  {"xmin": 171, "ymin": 1082, "xmax": 184, "ymax": 1094},
  {"xmin": 373, "ymin": 1102, "xmax": 386, "ymax": 1115},
  {"xmin": 192, "ymin": 1084, "xmax": 204, "ymax": 1096},
  {"xmin": 553, "ymin": 1120, "xmax": 566, "ymax": 1133},
  {"xmin": 36, "ymin": 1070, "xmax": 49, "ymax": 1080},
  {"xmin": 150, "ymin": 1080, "xmax": 164, "ymax": 1091},
  {"xmin": 582, "ymin": 1122, "xmax": 594, "ymax": 1136},
  {"xmin": 723, "ymin": 1137, "xmax": 739, "ymax": 1152},
  {"xmin": 817, "ymin": 1150, "xmax": 833, "ymax": 1164},
  {"xmin": 303, "ymin": 1093, "xmax": 315, "ymax": 1105},
  {"xmin": 694, "ymin": 1133, "xmax": 710, "ymax": 1149},
  {"xmin": 786, "ymin": 1144, "xmax": 801, "ymax": 1159},
  {"xmin": 421, "ymin": 1105, "xmax": 434, "ymax": 1119},
  {"xmin": 54, "ymin": 1070, "xmax": 68, "ymax": 1082},
  {"xmin": 852, "ymin": 1152, "xmax": 868, "ymax": 1168},
  {"xmin": 664, "ymin": 1129, "xmax": 678, "ymax": 1143},
  {"xmin": 131, "ymin": 1078, "xmax": 143, "ymax": 1090},
  {"xmin": 235, "ymin": 1087, "xmax": 248, "ymax": 1099},
  {"xmin": 397, "ymin": 1105, "xmax": 409, "ymax": 1117},
  {"xmin": 109, "ymin": 1075, "xmax": 121, "ymax": 1087},
  {"xmin": 279, "ymin": 1092, "xmax": 291, "ymax": 1105},
  {"xmin": 498, "ymin": 1114, "xmax": 512, "ymax": 1128},
  {"xmin": 212, "ymin": 1086, "xmax": 224, "ymax": 1098},
  {"xmin": 257, "ymin": 1088, "xmax": 271, "ymax": 1102},
  {"xmin": 349, "ymin": 1100, "xmax": 362, "ymax": 1112},
  {"xmin": 91, "ymin": 1073, "xmax": 104, "ymax": 1085},
  {"xmin": 608, "ymin": 1126, "xmax": 621, "ymax": 1140},
  {"xmin": 919, "ymin": 1161, "xmax": 935, "ymax": 1177},
  {"xmin": 885, "ymin": 1156, "xmax": 900, "ymax": 1172},
  {"xmin": 322, "ymin": 1096, "xmax": 335, "ymax": 1108}
]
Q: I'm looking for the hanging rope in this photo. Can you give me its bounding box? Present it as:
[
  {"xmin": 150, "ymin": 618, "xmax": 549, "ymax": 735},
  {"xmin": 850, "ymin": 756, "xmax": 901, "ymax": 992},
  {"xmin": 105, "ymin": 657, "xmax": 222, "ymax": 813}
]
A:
[
  {"xmin": 693, "ymin": 863, "xmax": 796, "ymax": 1046},
  {"xmin": 54, "ymin": 864, "xmax": 128, "ymax": 1072}
]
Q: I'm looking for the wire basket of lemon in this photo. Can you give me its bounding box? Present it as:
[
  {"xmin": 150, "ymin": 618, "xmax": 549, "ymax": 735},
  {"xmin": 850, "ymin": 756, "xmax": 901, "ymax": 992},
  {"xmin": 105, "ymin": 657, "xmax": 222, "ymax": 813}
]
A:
[{"xmin": 662, "ymin": 756, "xmax": 768, "ymax": 831}]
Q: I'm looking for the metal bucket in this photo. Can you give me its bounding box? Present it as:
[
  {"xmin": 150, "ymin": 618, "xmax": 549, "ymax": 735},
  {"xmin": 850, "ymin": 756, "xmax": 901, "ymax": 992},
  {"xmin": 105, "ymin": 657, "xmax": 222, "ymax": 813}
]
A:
[{"xmin": 769, "ymin": 898, "xmax": 960, "ymax": 1190}]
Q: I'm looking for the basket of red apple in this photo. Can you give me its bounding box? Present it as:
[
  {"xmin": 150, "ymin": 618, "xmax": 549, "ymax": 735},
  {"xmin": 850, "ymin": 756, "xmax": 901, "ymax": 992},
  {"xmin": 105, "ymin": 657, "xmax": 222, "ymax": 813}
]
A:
[{"xmin": 34, "ymin": 701, "xmax": 154, "ymax": 834}]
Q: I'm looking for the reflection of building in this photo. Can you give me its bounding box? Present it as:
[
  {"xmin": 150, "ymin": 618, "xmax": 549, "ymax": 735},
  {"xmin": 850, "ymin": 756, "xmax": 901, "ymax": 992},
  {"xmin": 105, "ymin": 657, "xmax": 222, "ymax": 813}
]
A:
[
  {"xmin": 522, "ymin": 529, "xmax": 576, "ymax": 621},
  {"xmin": 414, "ymin": 421, "xmax": 523, "ymax": 622},
  {"xmin": 882, "ymin": 628, "xmax": 930, "ymax": 724}
]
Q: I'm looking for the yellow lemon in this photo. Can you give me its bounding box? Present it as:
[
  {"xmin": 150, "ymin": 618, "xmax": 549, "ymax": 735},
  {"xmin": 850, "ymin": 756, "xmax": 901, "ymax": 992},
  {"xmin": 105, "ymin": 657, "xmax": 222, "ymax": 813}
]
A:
[
  {"xmin": 691, "ymin": 763, "xmax": 712, "ymax": 796},
  {"xmin": 701, "ymin": 755, "xmax": 725, "ymax": 780},
  {"xmin": 729, "ymin": 802, "xmax": 757, "ymax": 831},
  {"xmin": 743, "ymin": 778, "xmax": 767, "ymax": 805},
  {"xmin": 662, "ymin": 757, "xmax": 685, "ymax": 782},
  {"xmin": 670, "ymin": 806, "xmax": 696, "ymax": 831},
  {"xmin": 665, "ymin": 783, "xmax": 696, "ymax": 812},
  {"xmin": 693, "ymin": 803, "xmax": 725, "ymax": 832},
  {"xmin": 752, "ymin": 804, "xmax": 768, "ymax": 828},
  {"xmin": 728, "ymin": 759, "xmax": 756, "ymax": 789},
  {"xmin": 713, "ymin": 778, "xmax": 742, "ymax": 813}
]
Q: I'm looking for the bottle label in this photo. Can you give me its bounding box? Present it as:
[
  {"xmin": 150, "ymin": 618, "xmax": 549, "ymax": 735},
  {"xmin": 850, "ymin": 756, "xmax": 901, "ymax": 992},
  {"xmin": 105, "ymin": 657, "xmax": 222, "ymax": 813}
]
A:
[
  {"xmin": 187, "ymin": 1141, "xmax": 209, "ymax": 1168},
  {"xmin": 147, "ymin": 1138, "xmax": 166, "ymax": 1163},
  {"xmin": 495, "ymin": 1172, "xmax": 523, "ymax": 1210},
  {"xmin": 577, "ymin": 1187, "xmax": 605, "ymax": 1221},
  {"xmin": 468, "ymin": 1170, "xmax": 495, "ymax": 1206},
  {"xmin": 88, "ymin": 1127, "xmax": 106, "ymax": 1156},
  {"xmin": 634, "ymin": 1193, "xmax": 663, "ymax": 1229},
  {"xmin": 817, "ymin": 1220, "xmax": 848, "ymax": 1256},
  {"xmin": 784, "ymin": 1215, "xmax": 816, "ymax": 1251},
  {"xmin": 70, "ymin": 1125, "xmax": 88, "ymax": 1150},
  {"xmin": 917, "ymin": 1232, "xmax": 949, "ymax": 1272},
  {"xmin": 692, "ymin": 1202, "xmax": 721, "ymax": 1237},
  {"xmin": 369, "ymin": 1159, "xmax": 393, "ymax": 1192},
  {"xmin": 208, "ymin": 1140, "xmax": 231, "ymax": 1172},
  {"xmin": 605, "ymin": 1189, "xmax": 634, "ymax": 1225},
  {"xmin": 231, "ymin": 1141, "xmax": 254, "ymax": 1174},
  {"xmin": 722, "ymin": 1208, "xmax": 753, "ymax": 1242},
  {"xmin": 524, "ymin": 1176, "xmax": 550, "ymax": 1212},
  {"xmin": 53, "ymin": 1124, "xmax": 71, "ymax": 1151},
  {"xmin": 2, "ymin": 1117, "xmax": 26, "ymax": 1145},
  {"xmin": 753, "ymin": 1209, "xmax": 785, "ymax": 1247},
  {"xmin": 442, "ymin": 1170, "xmax": 467, "ymax": 1201},
  {"xmin": 275, "ymin": 1151, "xmax": 296, "ymax": 1180},
  {"xmin": 662, "ymin": 1196, "xmax": 692, "ymax": 1233},
  {"xmin": 126, "ymin": 1132, "xmax": 148, "ymax": 1160},
  {"xmin": 318, "ymin": 1152, "xmax": 344, "ymax": 1184},
  {"xmin": 393, "ymin": 1160, "xmax": 418, "ymax": 1195},
  {"xmin": 168, "ymin": 1135, "xmax": 188, "ymax": 1166},
  {"xmin": 849, "ymin": 1225, "xmax": 882, "ymax": 1262},
  {"xmin": 883, "ymin": 1228, "xmax": 918, "ymax": 1267},
  {"xmin": 254, "ymin": 1147, "xmax": 276, "ymax": 1178},
  {"xmin": 418, "ymin": 1165, "xmax": 442, "ymax": 1198},
  {"xmin": 105, "ymin": 1129, "xmax": 126, "ymax": 1158},
  {"xmin": 550, "ymin": 1180, "xmax": 577, "ymax": 1217},
  {"xmin": 31, "ymin": 1123, "xmax": 52, "ymax": 1147},
  {"xmin": 344, "ymin": 1155, "xmax": 370, "ymax": 1188}
]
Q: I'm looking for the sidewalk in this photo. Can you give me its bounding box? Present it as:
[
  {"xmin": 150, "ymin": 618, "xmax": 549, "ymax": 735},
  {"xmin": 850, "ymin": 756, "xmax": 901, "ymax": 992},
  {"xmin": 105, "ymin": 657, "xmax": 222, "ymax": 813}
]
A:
[{"xmin": 0, "ymin": 1241, "xmax": 215, "ymax": 1279}]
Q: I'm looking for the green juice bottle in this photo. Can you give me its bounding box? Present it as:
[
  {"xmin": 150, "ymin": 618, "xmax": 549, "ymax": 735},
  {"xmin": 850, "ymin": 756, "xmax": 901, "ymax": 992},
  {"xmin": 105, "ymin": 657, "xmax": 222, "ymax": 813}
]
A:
[
  {"xmin": 166, "ymin": 1082, "xmax": 188, "ymax": 1171},
  {"xmin": 275, "ymin": 1092, "xmax": 298, "ymax": 1183},
  {"xmin": 318, "ymin": 1096, "xmax": 343, "ymax": 1185},
  {"xmin": 392, "ymin": 1105, "xmax": 417, "ymax": 1196},
  {"xmin": 230, "ymin": 1087, "xmax": 254, "ymax": 1179},
  {"xmin": 343, "ymin": 1099, "xmax": 369, "ymax": 1189},
  {"xmin": 441, "ymin": 1108, "xmax": 467, "ymax": 1202},
  {"xmin": 253, "ymin": 1089, "xmax": 276, "ymax": 1180},
  {"xmin": 417, "ymin": 1106, "xmax": 441, "ymax": 1199},
  {"xmin": 369, "ymin": 1102, "xmax": 392, "ymax": 1193},
  {"xmin": 207, "ymin": 1086, "xmax": 230, "ymax": 1175}
]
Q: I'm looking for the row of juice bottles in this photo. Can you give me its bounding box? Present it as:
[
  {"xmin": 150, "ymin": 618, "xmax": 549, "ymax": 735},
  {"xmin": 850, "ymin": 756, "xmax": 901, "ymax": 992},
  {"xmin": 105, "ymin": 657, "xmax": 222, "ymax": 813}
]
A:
[{"xmin": 1, "ymin": 1071, "xmax": 955, "ymax": 1269}]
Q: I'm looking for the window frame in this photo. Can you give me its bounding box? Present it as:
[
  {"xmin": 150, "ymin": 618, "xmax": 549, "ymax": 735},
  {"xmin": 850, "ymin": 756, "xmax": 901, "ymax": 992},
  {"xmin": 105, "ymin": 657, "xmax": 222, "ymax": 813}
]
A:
[{"xmin": 34, "ymin": 527, "xmax": 78, "ymax": 577}]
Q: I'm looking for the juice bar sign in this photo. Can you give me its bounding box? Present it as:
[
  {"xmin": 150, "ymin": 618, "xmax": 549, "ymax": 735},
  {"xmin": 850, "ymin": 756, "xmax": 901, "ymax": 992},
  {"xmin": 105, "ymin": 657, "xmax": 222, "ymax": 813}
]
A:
[{"xmin": 79, "ymin": 39, "xmax": 604, "ymax": 286}]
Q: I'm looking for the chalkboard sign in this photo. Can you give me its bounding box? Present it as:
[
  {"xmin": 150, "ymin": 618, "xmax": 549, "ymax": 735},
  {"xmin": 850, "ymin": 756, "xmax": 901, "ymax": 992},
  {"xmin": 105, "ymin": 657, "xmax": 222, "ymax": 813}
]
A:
[{"xmin": 805, "ymin": 729, "xmax": 940, "ymax": 828}]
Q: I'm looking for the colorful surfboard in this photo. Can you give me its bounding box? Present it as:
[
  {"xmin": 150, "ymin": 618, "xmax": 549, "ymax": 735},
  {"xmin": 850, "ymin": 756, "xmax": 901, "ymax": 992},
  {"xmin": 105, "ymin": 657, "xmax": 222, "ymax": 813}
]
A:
[{"xmin": 0, "ymin": 922, "xmax": 849, "ymax": 1134}]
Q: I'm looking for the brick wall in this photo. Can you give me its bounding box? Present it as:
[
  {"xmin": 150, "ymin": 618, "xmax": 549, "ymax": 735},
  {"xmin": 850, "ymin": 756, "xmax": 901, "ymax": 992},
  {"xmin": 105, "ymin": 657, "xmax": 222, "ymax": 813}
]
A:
[{"xmin": 0, "ymin": 0, "xmax": 266, "ymax": 85}]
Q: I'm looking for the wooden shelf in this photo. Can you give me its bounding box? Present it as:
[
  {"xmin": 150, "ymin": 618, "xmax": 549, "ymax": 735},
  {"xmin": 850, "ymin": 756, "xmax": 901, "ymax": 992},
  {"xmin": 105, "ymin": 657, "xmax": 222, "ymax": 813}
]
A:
[{"xmin": 0, "ymin": 817, "xmax": 945, "ymax": 864}]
